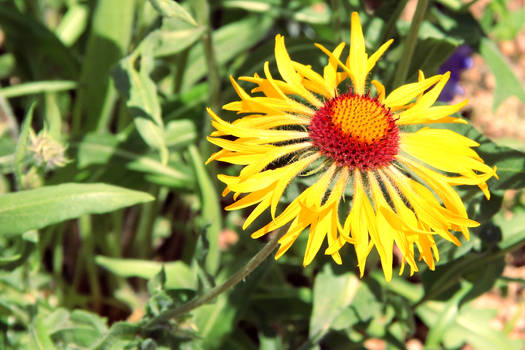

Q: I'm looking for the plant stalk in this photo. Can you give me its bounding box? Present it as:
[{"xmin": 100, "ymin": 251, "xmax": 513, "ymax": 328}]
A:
[
  {"xmin": 194, "ymin": 0, "xmax": 220, "ymax": 113},
  {"xmin": 330, "ymin": 0, "xmax": 342, "ymax": 42},
  {"xmin": 392, "ymin": 0, "xmax": 428, "ymax": 88},
  {"xmin": 378, "ymin": 0, "xmax": 409, "ymax": 45},
  {"xmin": 145, "ymin": 231, "xmax": 283, "ymax": 328}
]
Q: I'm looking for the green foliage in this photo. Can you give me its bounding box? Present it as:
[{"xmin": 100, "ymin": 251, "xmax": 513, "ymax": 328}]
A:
[
  {"xmin": 0, "ymin": 0, "xmax": 524, "ymax": 349},
  {"xmin": 479, "ymin": 38, "xmax": 525, "ymax": 110}
]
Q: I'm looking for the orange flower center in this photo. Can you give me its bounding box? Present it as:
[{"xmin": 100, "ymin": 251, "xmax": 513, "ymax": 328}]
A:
[
  {"xmin": 308, "ymin": 93, "xmax": 399, "ymax": 169},
  {"xmin": 331, "ymin": 94, "xmax": 391, "ymax": 144}
]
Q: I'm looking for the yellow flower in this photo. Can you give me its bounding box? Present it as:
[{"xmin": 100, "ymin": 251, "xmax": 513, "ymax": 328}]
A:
[{"xmin": 206, "ymin": 12, "xmax": 497, "ymax": 281}]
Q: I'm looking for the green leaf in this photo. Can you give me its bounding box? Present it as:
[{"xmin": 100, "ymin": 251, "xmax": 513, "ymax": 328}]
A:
[
  {"xmin": 41, "ymin": 309, "xmax": 109, "ymax": 348},
  {"xmin": 309, "ymin": 265, "xmax": 361, "ymax": 343},
  {"xmin": 418, "ymin": 301, "xmax": 524, "ymax": 350},
  {"xmin": 192, "ymin": 258, "xmax": 272, "ymax": 349},
  {"xmin": 55, "ymin": 4, "xmax": 89, "ymax": 46},
  {"xmin": 165, "ymin": 119, "xmax": 197, "ymax": 148},
  {"xmin": 420, "ymin": 251, "xmax": 504, "ymax": 303},
  {"xmin": 14, "ymin": 102, "xmax": 36, "ymax": 190},
  {"xmin": 75, "ymin": 134, "xmax": 192, "ymax": 188},
  {"xmin": 91, "ymin": 322, "xmax": 139, "ymax": 350},
  {"xmin": 29, "ymin": 314, "xmax": 58, "ymax": 350},
  {"xmin": 494, "ymin": 210, "xmax": 525, "ymax": 251},
  {"xmin": 0, "ymin": 183, "xmax": 154, "ymax": 236},
  {"xmin": 95, "ymin": 256, "xmax": 196, "ymax": 290},
  {"xmin": 424, "ymin": 284, "xmax": 471, "ymax": 347},
  {"xmin": 151, "ymin": 24, "xmax": 205, "ymax": 57},
  {"xmin": 0, "ymin": 53, "xmax": 15, "ymax": 79},
  {"xmin": 331, "ymin": 279, "xmax": 382, "ymax": 330},
  {"xmin": 493, "ymin": 10, "xmax": 525, "ymax": 40},
  {"xmin": 0, "ymin": 4, "xmax": 79, "ymax": 79},
  {"xmin": 0, "ymin": 231, "xmax": 37, "ymax": 270},
  {"xmin": 259, "ymin": 332, "xmax": 284, "ymax": 350},
  {"xmin": 182, "ymin": 15, "xmax": 273, "ymax": 90},
  {"xmin": 293, "ymin": 3, "xmax": 331, "ymax": 24},
  {"xmin": 114, "ymin": 54, "xmax": 168, "ymax": 163},
  {"xmin": 377, "ymin": 273, "xmax": 424, "ymax": 304},
  {"xmin": 407, "ymin": 37, "xmax": 457, "ymax": 79},
  {"xmin": 73, "ymin": 0, "xmax": 135, "ymax": 132},
  {"xmin": 434, "ymin": 0, "xmax": 463, "ymax": 10},
  {"xmin": 148, "ymin": 0, "xmax": 197, "ymax": 26},
  {"xmin": 0, "ymin": 81, "xmax": 77, "ymax": 98},
  {"xmin": 222, "ymin": 0, "xmax": 279, "ymax": 13},
  {"xmin": 187, "ymin": 145, "xmax": 221, "ymax": 275},
  {"xmin": 134, "ymin": 117, "xmax": 169, "ymax": 165},
  {"xmin": 115, "ymin": 57, "xmax": 162, "ymax": 127},
  {"xmin": 479, "ymin": 38, "xmax": 525, "ymax": 110}
]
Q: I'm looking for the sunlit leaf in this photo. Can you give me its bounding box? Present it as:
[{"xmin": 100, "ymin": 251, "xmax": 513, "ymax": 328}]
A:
[
  {"xmin": 480, "ymin": 38, "xmax": 525, "ymax": 110},
  {"xmin": 0, "ymin": 183, "xmax": 154, "ymax": 235},
  {"xmin": 187, "ymin": 145, "xmax": 221, "ymax": 275},
  {"xmin": 182, "ymin": 15, "xmax": 273, "ymax": 90},
  {"xmin": 95, "ymin": 256, "xmax": 196, "ymax": 290},
  {"xmin": 148, "ymin": 0, "xmax": 197, "ymax": 26},
  {"xmin": 74, "ymin": 0, "xmax": 135, "ymax": 132},
  {"xmin": 309, "ymin": 265, "xmax": 361, "ymax": 343},
  {"xmin": 418, "ymin": 301, "xmax": 524, "ymax": 350}
]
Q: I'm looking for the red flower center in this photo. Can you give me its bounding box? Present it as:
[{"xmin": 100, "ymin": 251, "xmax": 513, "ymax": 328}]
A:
[{"xmin": 308, "ymin": 92, "xmax": 399, "ymax": 169}]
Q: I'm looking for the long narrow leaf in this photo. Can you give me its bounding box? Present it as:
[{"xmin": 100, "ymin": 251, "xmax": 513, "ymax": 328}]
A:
[{"xmin": 0, "ymin": 183, "xmax": 154, "ymax": 235}]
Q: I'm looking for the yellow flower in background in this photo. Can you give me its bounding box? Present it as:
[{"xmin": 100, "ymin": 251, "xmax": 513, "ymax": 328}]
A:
[{"xmin": 206, "ymin": 12, "xmax": 497, "ymax": 281}]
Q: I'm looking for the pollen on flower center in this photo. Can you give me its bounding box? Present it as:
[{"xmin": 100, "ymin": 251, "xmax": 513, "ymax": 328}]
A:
[
  {"xmin": 331, "ymin": 94, "xmax": 391, "ymax": 143},
  {"xmin": 308, "ymin": 92, "xmax": 400, "ymax": 169}
]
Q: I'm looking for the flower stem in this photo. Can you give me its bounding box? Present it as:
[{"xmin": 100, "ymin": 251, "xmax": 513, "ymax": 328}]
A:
[
  {"xmin": 392, "ymin": 0, "xmax": 428, "ymax": 88},
  {"xmin": 193, "ymin": 0, "xmax": 220, "ymax": 113},
  {"xmin": 330, "ymin": 0, "xmax": 342, "ymax": 42},
  {"xmin": 379, "ymin": 0, "xmax": 409, "ymax": 45},
  {"xmin": 145, "ymin": 231, "xmax": 283, "ymax": 328}
]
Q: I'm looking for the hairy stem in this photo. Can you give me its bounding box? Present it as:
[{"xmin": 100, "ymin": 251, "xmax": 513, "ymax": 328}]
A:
[{"xmin": 145, "ymin": 231, "xmax": 283, "ymax": 327}]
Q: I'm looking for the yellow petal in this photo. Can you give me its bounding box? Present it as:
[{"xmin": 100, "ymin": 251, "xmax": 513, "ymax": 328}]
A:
[
  {"xmin": 233, "ymin": 113, "xmax": 311, "ymax": 129},
  {"xmin": 208, "ymin": 108, "xmax": 309, "ymax": 143},
  {"xmin": 400, "ymin": 129, "xmax": 495, "ymax": 176},
  {"xmin": 270, "ymin": 153, "xmax": 321, "ymax": 217},
  {"xmin": 348, "ymin": 12, "xmax": 368, "ymax": 94},
  {"xmin": 243, "ymin": 194, "xmax": 273, "ymax": 229},
  {"xmin": 274, "ymin": 34, "xmax": 322, "ymax": 106},
  {"xmin": 316, "ymin": 43, "xmax": 356, "ymax": 89},
  {"xmin": 323, "ymin": 42, "xmax": 346, "ymax": 96},
  {"xmin": 367, "ymin": 39, "xmax": 393, "ymax": 74},
  {"xmin": 397, "ymin": 100, "xmax": 469, "ymax": 125},
  {"xmin": 251, "ymin": 202, "xmax": 301, "ymax": 239},
  {"xmin": 371, "ymin": 80, "xmax": 385, "ymax": 102},
  {"xmin": 226, "ymin": 186, "xmax": 273, "ymax": 211},
  {"xmin": 384, "ymin": 74, "xmax": 442, "ymax": 108}
]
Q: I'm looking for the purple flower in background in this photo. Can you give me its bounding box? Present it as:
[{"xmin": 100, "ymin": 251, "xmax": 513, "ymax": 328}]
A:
[{"xmin": 438, "ymin": 45, "xmax": 473, "ymax": 101}]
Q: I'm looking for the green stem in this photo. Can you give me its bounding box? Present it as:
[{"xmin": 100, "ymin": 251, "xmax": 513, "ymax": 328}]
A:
[
  {"xmin": 145, "ymin": 231, "xmax": 283, "ymax": 328},
  {"xmin": 194, "ymin": 0, "xmax": 220, "ymax": 113},
  {"xmin": 330, "ymin": 0, "xmax": 342, "ymax": 42},
  {"xmin": 173, "ymin": 48, "xmax": 189, "ymax": 94},
  {"xmin": 379, "ymin": 0, "xmax": 409, "ymax": 45},
  {"xmin": 392, "ymin": 0, "xmax": 428, "ymax": 88},
  {"xmin": 193, "ymin": 0, "xmax": 220, "ymax": 161}
]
